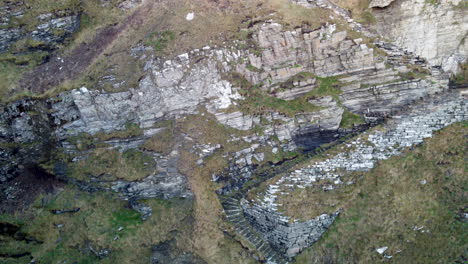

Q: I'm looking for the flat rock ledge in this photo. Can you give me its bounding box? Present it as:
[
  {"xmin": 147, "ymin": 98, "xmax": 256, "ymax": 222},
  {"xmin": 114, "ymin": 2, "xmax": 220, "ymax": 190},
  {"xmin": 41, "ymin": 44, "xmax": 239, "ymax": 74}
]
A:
[{"xmin": 369, "ymin": 0, "xmax": 396, "ymax": 8}]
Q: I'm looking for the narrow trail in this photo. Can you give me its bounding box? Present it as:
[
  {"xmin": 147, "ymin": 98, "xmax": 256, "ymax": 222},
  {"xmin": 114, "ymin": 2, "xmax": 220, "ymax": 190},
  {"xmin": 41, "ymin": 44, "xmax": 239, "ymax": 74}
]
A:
[{"xmin": 19, "ymin": 0, "xmax": 156, "ymax": 93}]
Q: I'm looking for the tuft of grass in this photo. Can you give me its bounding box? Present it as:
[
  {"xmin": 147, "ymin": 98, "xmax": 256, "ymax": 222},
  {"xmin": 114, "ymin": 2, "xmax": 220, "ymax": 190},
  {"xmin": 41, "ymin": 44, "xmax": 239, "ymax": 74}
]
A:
[
  {"xmin": 425, "ymin": 0, "xmax": 441, "ymax": 6},
  {"xmin": 145, "ymin": 30, "xmax": 176, "ymax": 53},
  {"xmin": 226, "ymin": 73, "xmax": 340, "ymax": 117},
  {"xmin": 66, "ymin": 122, "xmax": 144, "ymax": 151},
  {"xmin": 246, "ymin": 64, "xmax": 263, "ymax": 73},
  {"xmin": 68, "ymin": 148, "xmax": 156, "ymax": 182},
  {"xmin": 358, "ymin": 11, "xmax": 376, "ymax": 24},
  {"xmin": 398, "ymin": 65, "xmax": 431, "ymax": 81},
  {"xmin": 140, "ymin": 127, "xmax": 175, "ymax": 155},
  {"xmin": 238, "ymin": 87, "xmax": 322, "ymax": 117},
  {"xmin": 451, "ymin": 62, "xmax": 468, "ymax": 86},
  {"xmin": 96, "ymin": 123, "xmax": 144, "ymax": 141},
  {"xmin": 453, "ymin": 0, "xmax": 468, "ymax": 10},
  {"xmin": 307, "ymin": 76, "xmax": 342, "ymax": 97},
  {"xmin": 273, "ymin": 72, "xmax": 316, "ymax": 91},
  {"xmin": 340, "ymin": 110, "xmax": 365, "ymax": 129}
]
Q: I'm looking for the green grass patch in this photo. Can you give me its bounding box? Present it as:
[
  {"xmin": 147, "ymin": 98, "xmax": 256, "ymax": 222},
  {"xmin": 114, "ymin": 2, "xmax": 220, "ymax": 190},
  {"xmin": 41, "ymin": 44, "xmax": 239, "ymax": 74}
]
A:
[
  {"xmin": 340, "ymin": 110, "xmax": 365, "ymax": 129},
  {"xmin": 140, "ymin": 127, "xmax": 175, "ymax": 155},
  {"xmin": 0, "ymin": 185, "xmax": 193, "ymax": 264},
  {"xmin": 398, "ymin": 65, "xmax": 431, "ymax": 80},
  {"xmin": 226, "ymin": 73, "xmax": 345, "ymax": 117},
  {"xmin": 425, "ymin": 0, "xmax": 441, "ymax": 6},
  {"xmin": 451, "ymin": 62, "xmax": 467, "ymax": 86},
  {"xmin": 293, "ymin": 121, "xmax": 467, "ymax": 263},
  {"xmin": 246, "ymin": 64, "xmax": 263, "ymax": 72},
  {"xmin": 67, "ymin": 123, "xmax": 143, "ymax": 151},
  {"xmin": 358, "ymin": 11, "xmax": 376, "ymax": 25},
  {"xmin": 307, "ymin": 77, "xmax": 342, "ymax": 97},
  {"xmin": 145, "ymin": 30, "xmax": 176, "ymax": 53},
  {"xmin": 273, "ymin": 72, "xmax": 316, "ymax": 91},
  {"xmin": 68, "ymin": 148, "xmax": 156, "ymax": 182}
]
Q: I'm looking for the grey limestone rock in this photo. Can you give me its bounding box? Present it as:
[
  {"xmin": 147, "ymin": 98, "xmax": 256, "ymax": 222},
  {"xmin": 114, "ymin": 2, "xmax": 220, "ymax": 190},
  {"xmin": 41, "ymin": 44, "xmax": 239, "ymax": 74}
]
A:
[
  {"xmin": 369, "ymin": 0, "xmax": 396, "ymax": 8},
  {"xmin": 370, "ymin": 0, "xmax": 468, "ymax": 74}
]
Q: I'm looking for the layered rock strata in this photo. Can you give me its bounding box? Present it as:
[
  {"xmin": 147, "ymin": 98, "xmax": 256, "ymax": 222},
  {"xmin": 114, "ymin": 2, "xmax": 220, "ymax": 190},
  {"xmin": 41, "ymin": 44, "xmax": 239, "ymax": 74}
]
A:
[
  {"xmin": 245, "ymin": 90, "xmax": 467, "ymax": 259},
  {"xmin": 370, "ymin": 0, "xmax": 468, "ymax": 74}
]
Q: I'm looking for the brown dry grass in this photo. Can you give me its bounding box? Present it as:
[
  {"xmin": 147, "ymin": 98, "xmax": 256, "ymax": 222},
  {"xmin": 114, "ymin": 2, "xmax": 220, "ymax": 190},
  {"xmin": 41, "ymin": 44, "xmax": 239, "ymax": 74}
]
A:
[
  {"xmin": 174, "ymin": 112, "xmax": 259, "ymax": 263},
  {"xmin": 141, "ymin": 127, "xmax": 176, "ymax": 155},
  {"xmin": 330, "ymin": 0, "xmax": 371, "ymax": 15},
  {"xmin": 265, "ymin": 0, "xmax": 336, "ymax": 29},
  {"xmin": 290, "ymin": 121, "xmax": 467, "ymax": 263}
]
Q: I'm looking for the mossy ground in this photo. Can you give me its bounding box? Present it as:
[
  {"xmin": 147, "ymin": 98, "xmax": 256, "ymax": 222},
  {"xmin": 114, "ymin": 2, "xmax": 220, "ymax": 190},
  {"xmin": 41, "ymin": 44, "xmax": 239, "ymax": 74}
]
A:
[
  {"xmin": 225, "ymin": 73, "xmax": 343, "ymax": 117},
  {"xmin": 0, "ymin": 185, "xmax": 193, "ymax": 264},
  {"xmin": 67, "ymin": 148, "xmax": 156, "ymax": 182},
  {"xmin": 0, "ymin": 0, "xmax": 127, "ymax": 101}
]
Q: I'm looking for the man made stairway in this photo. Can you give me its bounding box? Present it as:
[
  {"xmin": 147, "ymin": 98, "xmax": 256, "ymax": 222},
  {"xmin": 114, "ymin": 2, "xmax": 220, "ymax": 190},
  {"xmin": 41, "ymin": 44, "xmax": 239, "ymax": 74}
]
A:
[
  {"xmin": 218, "ymin": 1, "xmax": 467, "ymax": 262},
  {"xmin": 221, "ymin": 89, "xmax": 467, "ymax": 262},
  {"xmin": 220, "ymin": 196, "xmax": 289, "ymax": 264}
]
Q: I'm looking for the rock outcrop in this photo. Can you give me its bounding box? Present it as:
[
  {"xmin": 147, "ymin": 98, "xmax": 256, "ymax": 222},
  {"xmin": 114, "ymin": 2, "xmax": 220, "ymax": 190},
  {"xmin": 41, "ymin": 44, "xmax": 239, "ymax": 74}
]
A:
[
  {"xmin": 245, "ymin": 89, "xmax": 467, "ymax": 259},
  {"xmin": 370, "ymin": 0, "xmax": 468, "ymax": 74},
  {"xmin": 1, "ymin": 1, "xmax": 466, "ymax": 260},
  {"xmin": 369, "ymin": 0, "xmax": 396, "ymax": 8},
  {"xmin": 0, "ymin": 1, "xmax": 80, "ymax": 52}
]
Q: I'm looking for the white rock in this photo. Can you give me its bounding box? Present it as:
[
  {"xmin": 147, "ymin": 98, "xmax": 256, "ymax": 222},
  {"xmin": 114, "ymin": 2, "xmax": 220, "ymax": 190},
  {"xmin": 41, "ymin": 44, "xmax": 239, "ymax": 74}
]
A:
[
  {"xmin": 79, "ymin": 87, "xmax": 89, "ymax": 93},
  {"xmin": 185, "ymin": 12, "xmax": 195, "ymax": 21},
  {"xmin": 376, "ymin": 246, "xmax": 388, "ymax": 254}
]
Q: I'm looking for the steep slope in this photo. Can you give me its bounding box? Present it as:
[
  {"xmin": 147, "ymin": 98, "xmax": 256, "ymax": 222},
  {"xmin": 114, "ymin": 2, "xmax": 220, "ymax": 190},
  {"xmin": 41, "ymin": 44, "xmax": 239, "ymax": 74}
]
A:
[{"xmin": 0, "ymin": 0, "xmax": 467, "ymax": 263}]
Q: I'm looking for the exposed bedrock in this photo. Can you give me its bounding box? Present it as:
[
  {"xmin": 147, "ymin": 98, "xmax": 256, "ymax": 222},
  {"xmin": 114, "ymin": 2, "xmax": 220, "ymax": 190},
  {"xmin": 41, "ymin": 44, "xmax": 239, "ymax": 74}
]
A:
[
  {"xmin": 0, "ymin": 1, "xmax": 81, "ymax": 52},
  {"xmin": 0, "ymin": 19, "xmax": 454, "ymax": 199},
  {"xmin": 370, "ymin": 0, "xmax": 468, "ymax": 74},
  {"xmin": 240, "ymin": 90, "xmax": 467, "ymax": 260},
  {"xmin": 0, "ymin": 11, "xmax": 464, "ymax": 261}
]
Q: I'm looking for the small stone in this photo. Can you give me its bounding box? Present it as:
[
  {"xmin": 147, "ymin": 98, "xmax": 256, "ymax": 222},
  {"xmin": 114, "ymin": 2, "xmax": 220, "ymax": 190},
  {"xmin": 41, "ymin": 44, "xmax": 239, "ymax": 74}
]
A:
[
  {"xmin": 376, "ymin": 246, "xmax": 388, "ymax": 254},
  {"xmin": 186, "ymin": 12, "xmax": 195, "ymax": 21}
]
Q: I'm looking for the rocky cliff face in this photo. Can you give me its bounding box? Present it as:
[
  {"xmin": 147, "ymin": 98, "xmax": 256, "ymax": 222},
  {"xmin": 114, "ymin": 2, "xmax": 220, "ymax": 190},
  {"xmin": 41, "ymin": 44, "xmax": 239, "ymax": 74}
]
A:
[
  {"xmin": 370, "ymin": 0, "xmax": 467, "ymax": 74},
  {"xmin": 0, "ymin": 2, "xmax": 456, "ymax": 214},
  {"xmin": 0, "ymin": 0, "xmax": 467, "ymax": 263}
]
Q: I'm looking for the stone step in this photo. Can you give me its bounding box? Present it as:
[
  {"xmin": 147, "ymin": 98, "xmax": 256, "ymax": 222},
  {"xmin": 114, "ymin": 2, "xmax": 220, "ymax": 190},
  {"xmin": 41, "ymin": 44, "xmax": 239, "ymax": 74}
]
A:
[
  {"xmin": 222, "ymin": 200, "xmax": 240, "ymax": 206},
  {"xmin": 223, "ymin": 204, "xmax": 240, "ymax": 210}
]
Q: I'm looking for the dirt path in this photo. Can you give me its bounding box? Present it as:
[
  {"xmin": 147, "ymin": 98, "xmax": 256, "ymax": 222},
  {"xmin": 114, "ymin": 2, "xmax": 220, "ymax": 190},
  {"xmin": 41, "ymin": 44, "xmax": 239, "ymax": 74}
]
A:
[{"xmin": 19, "ymin": 1, "xmax": 155, "ymax": 93}]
